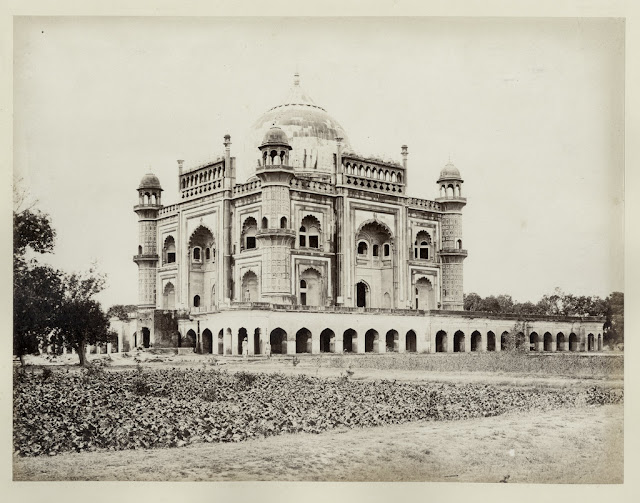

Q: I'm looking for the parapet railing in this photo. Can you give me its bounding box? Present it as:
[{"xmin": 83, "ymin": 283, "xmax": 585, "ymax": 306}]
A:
[
  {"xmin": 342, "ymin": 174, "xmax": 404, "ymax": 194},
  {"xmin": 290, "ymin": 178, "xmax": 336, "ymax": 194},
  {"xmin": 233, "ymin": 180, "xmax": 262, "ymax": 196},
  {"xmin": 406, "ymin": 197, "xmax": 441, "ymax": 211}
]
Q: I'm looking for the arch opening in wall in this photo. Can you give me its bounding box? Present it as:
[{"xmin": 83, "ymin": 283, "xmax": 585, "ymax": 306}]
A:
[
  {"xmin": 269, "ymin": 328, "xmax": 287, "ymax": 355},
  {"xmin": 202, "ymin": 329, "xmax": 213, "ymax": 354},
  {"xmin": 262, "ymin": 217, "xmax": 268, "ymax": 229},
  {"xmin": 189, "ymin": 226, "xmax": 215, "ymax": 264},
  {"xmin": 544, "ymin": 332, "xmax": 553, "ymax": 351},
  {"xmin": 186, "ymin": 329, "xmax": 196, "ymax": 351},
  {"xmin": 471, "ymin": 331, "xmax": 481, "ymax": 352},
  {"xmin": 300, "ymin": 215, "xmax": 321, "ymax": 249},
  {"xmin": 557, "ymin": 332, "xmax": 566, "ymax": 351},
  {"xmin": 218, "ymin": 329, "xmax": 224, "ymax": 355},
  {"xmin": 382, "ymin": 292, "xmax": 392, "ymax": 308},
  {"xmin": 241, "ymin": 270, "xmax": 259, "ymax": 302},
  {"xmin": 356, "ymin": 281, "xmax": 369, "ymax": 308},
  {"xmin": 164, "ymin": 236, "xmax": 176, "ymax": 264},
  {"xmin": 299, "ymin": 268, "xmax": 323, "ymax": 307},
  {"xmin": 385, "ymin": 330, "xmax": 399, "ymax": 352},
  {"xmin": 456, "ymin": 239, "xmax": 462, "ymax": 250},
  {"xmin": 365, "ymin": 329, "xmax": 378, "ymax": 353},
  {"xmin": 569, "ymin": 333, "xmax": 578, "ymax": 352},
  {"xmin": 138, "ymin": 245, "xmax": 143, "ymax": 255},
  {"xmin": 436, "ymin": 330, "xmax": 447, "ymax": 352},
  {"xmin": 141, "ymin": 327, "xmax": 151, "ymax": 348},
  {"xmin": 515, "ymin": 332, "xmax": 526, "ymax": 350},
  {"xmin": 588, "ymin": 333, "xmax": 595, "ymax": 351},
  {"xmin": 415, "ymin": 277, "xmax": 434, "ymax": 310},
  {"xmin": 254, "ymin": 328, "xmax": 261, "ymax": 355},
  {"xmin": 501, "ymin": 331, "xmax": 509, "ymax": 351},
  {"xmin": 384, "ymin": 243, "xmax": 390, "ymax": 256},
  {"xmin": 193, "ymin": 295, "xmax": 200, "ymax": 308},
  {"xmin": 343, "ymin": 329, "xmax": 356, "ymax": 353},
  {"xmin": 296, "ymin": 327, "xmax": 312, "ymax": 354},
  {"xmin": 225, "ymin": 328, "xmax": 232, "ymax": 355},
  {"xmin": 454, "ymin": 330, "xmax": 465, "ymax": 352},
  {"xmin": 406, "ymin": 330, "xmax": 417, "ymax": 353},
  {"xmin": 241, "ymin": 217, "xmax": 257, "ymax": 250},
  {"xmin": 238, "ymin": 327, "xmax": 248, "ymax": 355},
  {"xmin": 414, "ymin": 230, "xmax": 432, "ymax": 260},
  {"xmin": 163, "ymin": 282, "xmax": 176, "ymax": 310},
  {"xmin": 487, "ymin": 331, "xmax": 496, "ymax": 351},
  {"xmin": 597, "ymin": 333, "xmax": 602, "ymax": 351},
  {"xmin": 356, "ymin": 221, "xmax": 393, "ymax": 266},
  {"xmin": 357, "ymin": 241, "xmax": 368, "ymax": 256},
  {"xmin": 280, "ymin": 216, "xmax": 287, "ymax": 229},
  {"xmin": 529, "ymin": 332, "xmax": 539, "ymax": 351},
  {"xmin": 320, "ymin": 328, "xmax": 335, "ymax": 353}
]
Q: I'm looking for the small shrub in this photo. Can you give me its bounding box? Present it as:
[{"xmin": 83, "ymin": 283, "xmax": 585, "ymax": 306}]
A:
[
  {"xmin": 292, "ymin": 356, "xmax": 300, "ymax": 367},
  {"xmin": 41, "ymin": 367, "xmax": 53, "ymax": 381}
]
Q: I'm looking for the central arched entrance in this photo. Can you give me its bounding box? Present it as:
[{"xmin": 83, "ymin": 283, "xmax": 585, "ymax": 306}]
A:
[
  {"xmin": 436, "ymin": 330, "xmax": 447, "ymax": 352},
  {"xmin": 487, "ymin": 331, "xmax": 496, "ymax": 351},
  {"xmin": 270, "ymin": 328, "xmax": 287, "ymax": 354},
  {"xmin": 454, "ymin": 331, "xmax": 465, "ymax": 352},
  {"xmin": 569, "ymin": 333, "xmax": 578, "ymax": 352},
  {"xmin": 544, "ymin": 332, "xmax": 553, "ymax": 351},
  {"xmin": 385, "ymin": 330, "xmax": 399, "ymax": 352},
  {"xmin": 471, "ymin": 331, "xmax": 481, "ymax": 352}
]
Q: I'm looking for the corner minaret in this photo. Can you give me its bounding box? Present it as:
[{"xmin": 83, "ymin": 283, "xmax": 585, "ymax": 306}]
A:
[
  {"xmin": 436, "ymin": 161, "xmax": 467, "ymax": 310},
  {"xmin": 134, "ymin": 172, "xmax": 163, "ymax": 309}
]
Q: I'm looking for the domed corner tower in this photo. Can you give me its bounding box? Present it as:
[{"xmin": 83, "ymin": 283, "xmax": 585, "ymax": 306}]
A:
[
  {"xmin": 254, "ymin": 126, "xmax": 296, "ymax": 304},
  {"xmin": 436, "ymin": 162, "xmax": 467, "ymax": 310},
  {"xmin": 249, "ymin": 73, "xmax": 351, "ymax": 181},
  {"xmin": 134, "ymin": 172, "xmax": 163, "ymax": 312}
]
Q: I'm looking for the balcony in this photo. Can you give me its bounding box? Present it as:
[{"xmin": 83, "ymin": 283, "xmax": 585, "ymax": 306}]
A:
[
  {"xmin": 133, "ymin": 254, "xmax": 159, "ymax": 263},
  {"xmin": 438, "ymin": 248, "xmax": 468, "ymax": 257},
  {"xmin": 256, "ymin": 228, "xmax": 296, "ymax": 238}
]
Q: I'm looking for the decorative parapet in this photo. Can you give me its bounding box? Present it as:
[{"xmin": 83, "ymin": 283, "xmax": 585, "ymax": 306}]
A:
[
  {"xmin": 290, "ymin": 177, "xmax": 336, "ymax": 194},
  {"xmin": 158, "ymin": 204, "xmax": 180, "ymax": 215},
  {"xmin": 438, "ymin": 248, "xmax": 468, "ymax": 257},
  {"xmin": 256, "ymin": 228, "xmax": 296, "ymax": 238},
  {"xmin": 233, "ymin": 179, "xmax": 262, "ymax": 195},
  {"xmin": 180, "ymin": 160, "xmax": 226, "ymax": 200},
  {"xmin": 133, "ymin": 254, "xmax": 159, "ymax": 263},
  {"xmin": 406, "ymin": 197, "xmax": 441, "ymax": 211},
  {"xmin": 342, "ymin": 174, "xmax": 403, "ymax": 194}
]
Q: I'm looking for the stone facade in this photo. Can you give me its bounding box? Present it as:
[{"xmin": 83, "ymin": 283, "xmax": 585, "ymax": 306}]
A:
[{"xmin": 124, "ymin": 74, "xmax": 603, "ymax": 354}]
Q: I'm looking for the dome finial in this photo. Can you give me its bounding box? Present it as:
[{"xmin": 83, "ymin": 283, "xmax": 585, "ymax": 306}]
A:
[{"xmin": 294, "ymin": 72, "xmax": 300, "ymax": 86}]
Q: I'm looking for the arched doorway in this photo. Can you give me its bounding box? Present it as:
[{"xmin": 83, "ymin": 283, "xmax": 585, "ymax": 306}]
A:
[
  {"xmin": 356, "ymin": 281, "xmax": 369, "ymax": 308},
  {"xmin": 218, "ymin": 329, "xmax": 224, "ymax": 355},
  {"xmin": 296, "ymin": 328, "xmax": 312, "ymax": 353},
  {"xmin": 254, "ymin": 328, "xmax": 261, "ymax": 355},
  {"xmin": 530, "ymin": 332, "xmax": 539, "ymax": 351},
  {"xmin": 415, "ymin": 277, "xmax": 435, "ymax": 310},
  {"xmin": 238, "ymin": 328, "xmax": 248, "ymax": 355},
  {"xmin": 544, "ymin": 332, "xmax": 553, "ymax": 351},
  {"xmin": 436, "ymin": 330, "xmax": 447, "ymax": 352},
  {"xmin": 300, "ymin": 268, "xmax": 323, "ymax": 307},
  {"xmin": 597, "ymin": 334, "xmax": 602, "ymax": 351},
  {"xmin": 557, "ymin": 332, "xmax": 566, "ymax": 351},
  {"xmin": 141, "ymin": 327, "xmax": 151, "ymax": 348},
  {"xmin": 454, "ymin": 331, "xmax": 465, "ymax": 352},
  {"xmin": 487, "ymin": 331, "xmax": 496, "ymax": 351},
  {"xmin": 405, "ymin": 330, "xmax": 417, "ymax": 353},
  {"xmin": 501, "ymin": 331, "xmax": 509, "ymax": 351},
  {"xmin": 186, "ymin": 329, "xmax": 196, "ymax": 351},
  {"xmin": 320, "ymin": 329, "xmax": 334, "ymax": 353},
  {"xmin": 343, "ymin": 329, "xmax": 356, "ymax": 353},
  {"xmin": 202, "ymin": 329, "xmax": 213, "ymax": 354},
  {"xmin": 471, "ymin": 331, "xmax": 481, "ymax": 352},
  {"xmin": 163, "ymin": 282, "xmax": 176, "ymax": 310},
  {"xmin": 270, "ymin": 328, "xmax": 287, "ymax": 354},
  {"xmin": 569, "ymin": 333, "xmax": 578, "ymax": 351},
  {"xmin": 365, "ymin": 329, "xmax": 378, "ymax": 353},
  {"xmin": 588, "ymin": 333, "xmax": 595, "ymax": 351},
  {"xmin": 386, "ymin": 330, "xmax": 399, "ymax": 352},
  {"xmin": 241, "ymin": 271, "xmax": 259, "ymax": 302}
]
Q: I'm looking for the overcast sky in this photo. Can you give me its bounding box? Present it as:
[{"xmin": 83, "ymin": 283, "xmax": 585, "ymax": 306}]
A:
[{"xmin": 13, "ymin": 16, "xmax": 624, "ymax": 309}]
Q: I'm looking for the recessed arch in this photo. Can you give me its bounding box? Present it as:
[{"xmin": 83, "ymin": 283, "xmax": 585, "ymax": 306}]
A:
[
  {"xmin": 385, "ymin": 329, "xmax": 399, "ymax": 352},
  {"xmin": 296, "ymin": 327, "xmax": 312, "ymax": 354},
  {"xmin": 320, "ymin": 328, "xmax": 335, "ymax": 353},
  {"xmin": 405, "ymin": 330, "xmax": 417, "ymax": 353},
  {"xmin": 436, "ymin": 330, "xmax": 447, "ymax": 352},
  {"xmin": 343, "ymin": 329, "xmax": 357, "ymax": 353},
  {"xmin": 471, "ymin": 331, "xmax": 481, "ymax": 352},
  {"xmin": 454, "ymin": 330, "xmax": 465, "ymax": 352},
  {"xmin": 270, "ymin": 328, "xmax": 287, "ymax": 355},
  {"xmin": 365, "ymin": 329, "xmax": 379, "ymax": 353}
]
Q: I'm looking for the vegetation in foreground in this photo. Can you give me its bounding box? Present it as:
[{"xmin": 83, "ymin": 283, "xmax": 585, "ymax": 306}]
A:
[{"xmin": 14, "ymin": 368, "xmax": 623, "ymax": 457}]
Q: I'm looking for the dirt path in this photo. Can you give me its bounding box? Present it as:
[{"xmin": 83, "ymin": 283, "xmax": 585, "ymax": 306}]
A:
[{"xmin": 13, "ymin": 404, "xmax": 623, "ymax": 483}]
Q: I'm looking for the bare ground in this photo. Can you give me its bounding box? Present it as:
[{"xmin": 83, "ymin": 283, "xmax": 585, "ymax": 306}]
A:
[{"xmin": 13, "ymin": 404, "xmax": 623, "ymax": 483}]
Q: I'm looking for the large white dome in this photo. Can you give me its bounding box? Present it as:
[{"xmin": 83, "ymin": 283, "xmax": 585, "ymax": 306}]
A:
[{"xmin": 247, "ymin": 73, "xmax": 351, "ymax": 179}]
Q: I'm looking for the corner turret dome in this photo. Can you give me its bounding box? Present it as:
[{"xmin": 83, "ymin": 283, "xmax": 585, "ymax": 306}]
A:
[
  {"xmin": 260, "ymin": 126, "xmax": 291, "ymax": 148},
  {"xmin": 138, "ymin": 172, "xmax": 162, "ymax": 191},
  {"xmin": 438, "ymin": 161, "xmax": 462, "ymax": 182}
]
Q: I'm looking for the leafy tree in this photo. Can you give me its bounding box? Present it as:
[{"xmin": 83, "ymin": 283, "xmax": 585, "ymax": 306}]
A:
[
  {"xmin": 479, "ymin": 295, "xmax": 501, "ymax": 313},
  {"xmin": 604, "ymin": 292, "xmax": 624, "ymax": 348},
  {"xmin": 56, "ymin": 267, "xmax": 113, "ymax": 366},
  {"xmin": 463, "ymin": 292, "xmax": 482, "ymax": 311},
  {"xmin": 496, "ymin": 294, "xmax": 514, "ymax": 313}
]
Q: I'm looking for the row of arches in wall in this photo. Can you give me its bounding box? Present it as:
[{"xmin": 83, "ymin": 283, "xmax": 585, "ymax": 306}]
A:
[
  {"xmin": 240, "ymin": 215, "xmax": 322, "ymax": 251},
  {"xmin": 190, "ymin": 327, "xmax": 419, "ymax": 355},
  {"xmin": 344, "ymin": 163, "xmax": 403, "ymax": 183},
  {"xmin": 439, "ymin": 183, "xmax": 462, "ymax": 198},
  {"xmin": 181, "ymin": 166, "xmax": 225, "ymax": 190},
  {"xmin": 261, "ymin": 149, "xmax": 290, "ymax": 166},
  {"xmin": 433, "ymin": 330, "xmax": 603, "ymax": 352}
]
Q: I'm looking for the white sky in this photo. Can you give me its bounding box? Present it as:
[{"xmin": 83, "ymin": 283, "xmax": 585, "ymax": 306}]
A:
[{"xmin": 13, "ymin": 16, "xmax": 624, "ymax": 309}]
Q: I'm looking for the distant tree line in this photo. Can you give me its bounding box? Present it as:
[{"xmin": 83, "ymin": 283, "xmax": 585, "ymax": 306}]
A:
[
  {"xmin": 463, "ymin": 289, "xmax": 624, "ymax": 347},
  {"xmin": 13, "ymin": 181, "xmax": 114, "ymax": 366}
]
